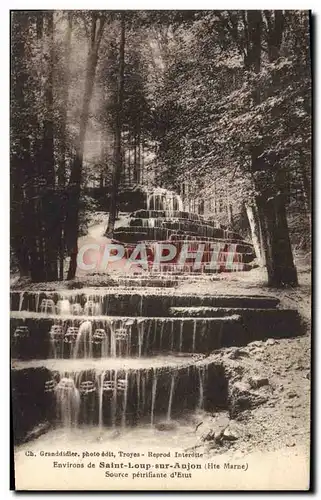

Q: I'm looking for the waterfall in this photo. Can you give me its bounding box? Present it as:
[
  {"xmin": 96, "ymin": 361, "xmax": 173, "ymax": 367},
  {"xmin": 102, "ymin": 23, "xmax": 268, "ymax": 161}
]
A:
[
  {"xmin": 125, "ymin": 321, "xmax": 133, "ymax": 357},
  {"xmin": 71, "ymin": 303, "xmax": 83, "ymax": 315},
  {"xmin": 136, "ymin": 371, "xmax": 141, "ymax": 415},
  {"xmin": 98, "ymin": 371, "xmax": 106, "ymax": 429},
  {"xmin": 18, "ymin": 292, "xmax": 24, "ymax": 312},
  {"xmin": 56, "ymin": 299, "xmax": 71, "ymax": 315},
  {"xmin": 179, "ymin": 322, "xmax": 184, "ymax": 353},
  {"xmin": 159, "ymin": 319, "xmax": 164, "ymax": 351},
  {"xmin": 93, "ymin": 328, "xmax": 108, "ymax": 357},
  {"xmin": 170, "ymin": 319, "xmax": 174, "ymax": 351},
  {"xmin": 79, "ymin": 377, "xmax": 96, "ymax": 425},
  {"xmin": 192, "ymin": 320, "xmax": 197, "ymax": 352},
  {"xmin": 226, "ymin": 243, "xmax": 237, "ymax": 271},
  {"xmin": 146, "ymin": 188, "xmax": 183, "ymax": 214},
  {"xmin": 201, "ymin": 320, "xmax": 207, "ymax": 343},
  {"xmin": 146, "ymin": 194, "xmax": 151, "ymax": 211},
  {"xmin": 54, "ymin": 377, "xmax": 80, "ymax": 428},
  {"xmin": 9, "ymin": 178, "xmax": 260, "ymax": 438},
  {"xmin": 198, "ymin": 366, "xmax": 207, "ymax": 410},
  {"xmin": 167, "ymin": 374, "xmax": 175, "ymax": 421},
  {"xmin": 40, "ymin": 298, "xmax": 56, "ymax": 314},
  {"xmin": 150, "ymin": 369, "xmax": 157, "ymax": 426},
  {"xmin": 111, "ymin": 370, "xmax": 118, "ymax": 427},
  {"xmin": 72, "ymin": 320, "xmax": 93, "ymax": 359},
  {"xmin": 121, "ymin": 372, "xmax": 128, "ymax": 427},
  {"xmin": 110, "ymin": 320, "xmax": 116, "ymax": 357},
  {"xmin": 49, "ymin": 324, "xmax": 64, "ymax": 359},
  {"xmin": 84, "ymin": 299, "xmax": 102, "ymax": 316},
  {"xmin": 142, "ymin": 372, "xmax": 146, "ymax": 414},
  {"xmin": 145, "ymin": 320, "xmax": 152, "ymax": 355},
  {"xmin": 111, "ymin": 319, "xmax": 131, "ymax": 357},
  {"xmin": 137, "ymin": 322, "xmax": 144, "ymax": 358},
  {"xmin": 35, "ymin": 292, "xmax": 40, "ymax": 313}
]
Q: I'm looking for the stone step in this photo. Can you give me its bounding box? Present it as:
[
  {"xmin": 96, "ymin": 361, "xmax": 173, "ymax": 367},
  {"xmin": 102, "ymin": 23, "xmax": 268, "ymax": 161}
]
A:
[
  {"xmin": 10, "ymin": 313, "xmax": 243, "ymax": 359},
  {"xmin": 11, "ymin": 355, "xmax": 226, "ymax": 444},
  {"xmin": 130, "ymin": 209, "xmax": 205, "ymax": 221},
  {"xmin": 170, "ymin": 305, "xmax": 297, "ymax": 317},
  {"xmin": 127, "ymin": 218, "xmax": 241, "ymax": 240},
  {"xmin": 114, "ymin": 225, "xmax": 253, "ymax": 245},
  {"xmin": 169, "ymin": 306, "xmax": 301, "ymax": 341},
  {"xmin": 101, "ymin": 277, "xmax": 180, "ymax": 288},
  {"xmin": 11, "ymin": 353, "xmax": 216, "ymax": 373},
  {"xmin": 11, "ymin": 304, "xmax": 301, "ymax": 360},
  {"xmin": 11, "ymin": 290, "xmax": 280, "ymax": 316}
]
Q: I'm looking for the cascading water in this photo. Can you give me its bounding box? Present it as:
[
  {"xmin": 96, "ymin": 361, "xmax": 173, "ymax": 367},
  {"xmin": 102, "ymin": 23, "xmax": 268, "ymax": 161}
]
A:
[
  {"xmin": 111, "ymin": 370, "xmax": 118, "ymax": 427},
  {"xmin": 54, "ymin": 377, "xmax": 80, "ymax": 428},
  {"xmin": 110, "ymin": 184, "xmax": 255, "ymax": 274},
  {"xmin": 18, "ymin": 292, "xmax": 24, "ymax": 312},
  {"xmin": 11, "ymin": 187, "xmax": 248, "ymax": 434},
  {"xmin": 150, "ymin": 369, "xmax": 157, "ymax": 426},
  {"xmin": 179, "ymin": 322, "xmax": 184, "ymax": 353},
  {"xmin": 97, "ymin": 370, "xmax": 105, "ymax": 430},
  {"xmin": 167, "ymin": 374, "xmax": 175, "ymax": 421},
  {"xmin": 198, "ymin": 366, "xmax": 207, "ymax": 410},
  {"xmin": 121, "ymin": 372, "xmax": 128, "ymax": 427},
  {"xmin": 56, "ymin": 299, "xmax": 71, "ymax": 315},
  {"xmin": 40, "ymin": 299, "xmax": 56, "ymax": 314},
  {"xmin": 93, "ymin": 329, "xmax": 109, "ymax": 357},
  {"xmin": 192, "ymin": 320, "xmax": 197, "ymax": 352},
  {"xmin": 10, "ymin": 183, "xmax": 299, "ymax": 455},
  {"xmin": 72, "ymin": 320, "xmax": 93, "ymax": 359}
]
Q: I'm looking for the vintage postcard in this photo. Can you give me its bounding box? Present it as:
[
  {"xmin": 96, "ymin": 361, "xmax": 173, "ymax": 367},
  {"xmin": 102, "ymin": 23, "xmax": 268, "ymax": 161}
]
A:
[{"xmin": 10, "ymin": 9, "xmax": 311, "ymax": 491}]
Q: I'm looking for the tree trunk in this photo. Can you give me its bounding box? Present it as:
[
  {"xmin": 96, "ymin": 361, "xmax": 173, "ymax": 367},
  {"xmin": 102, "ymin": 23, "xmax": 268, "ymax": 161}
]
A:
[
  {"xmin": 257, "ymin": 195, "xmax": 297, "ymax": 286},
  {"xmin": 11, "ymin": 12, "xmax": 44, "ymax": 279},
  {"xmin": 227, "ymin": 204, "xmax": 233, "ymax": 226},
  {"xmin": 57, "ymin": 11, "xmax": 72, "ymax": 188},
  {"xmin": 66, "ymin": 14, "xmax": 105, "ymax": 279},
  {"xmin": 42, "ymin": 11, "xmax": 59, "ymax": 281},
  {"xmin": 58, "ymin": 11, "xmax": 73, "ymax": 280},
  {"xmin": 128, "ymin": 147, "xmax": 131, "ymax": 184},
  {"xmin": 133, "ymin": 134, "xmax": 138, "ymax": 184},
  {"xmin": 106, "ymin": 13, "xmax": 125, "ymax": 237},
  {"xmin": 245, "ymin": 203, "xmax": 265, "ymax": 266},
  {"xmin": 299, "ymin": 150, "xmax": 311, "ymax": 214},
  {"xmin": 11, "ymin": 13, "xmax": 29, "ymax": 277},
  {"xmin": 141, "ymin": 139, "xmax": 145, "ymax": 185},
  {"xmin": 137, "ymin": 131, "xmax": 141, "ymax": 184},
  {"xmin": 246, "ymin": 10, "xmax": 297, "ymax": 286}
]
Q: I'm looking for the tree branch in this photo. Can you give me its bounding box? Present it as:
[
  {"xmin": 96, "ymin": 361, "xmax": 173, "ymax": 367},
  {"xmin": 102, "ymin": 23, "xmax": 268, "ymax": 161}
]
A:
[
  {"xmin": 81, "ymin": 15, "xmax": 89, "ymax": 39},
  {"xmin": 216, "ymin": 11, "xmax": 247, "ymax": 60},
  {"xmin": 96, "ymin": 15, "xmax": 106, "ymax": 48}
]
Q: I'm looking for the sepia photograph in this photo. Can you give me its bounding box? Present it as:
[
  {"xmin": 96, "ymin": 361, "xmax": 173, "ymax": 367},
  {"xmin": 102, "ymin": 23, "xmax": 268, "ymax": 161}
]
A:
[{"xmin": 10, "ymin": 9, "xmax": 311, "ymax": 490}]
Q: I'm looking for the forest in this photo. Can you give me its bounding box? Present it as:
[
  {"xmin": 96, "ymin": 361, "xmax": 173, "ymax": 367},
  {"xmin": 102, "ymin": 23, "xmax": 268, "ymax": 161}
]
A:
[{"xmin": 10, "ymin": 10, "xmax": 311, "ymax": 286}]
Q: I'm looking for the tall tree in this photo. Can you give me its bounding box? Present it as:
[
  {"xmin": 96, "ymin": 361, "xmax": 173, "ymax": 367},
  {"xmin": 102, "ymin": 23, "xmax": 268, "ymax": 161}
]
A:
[
  {"xmin": 11, "ymin": 12, "xmax": 34, "ymax": 277},
  {"xmin": 57, "ymin": 11, "xmax": 73, "ymax": 280},
  {"xmin": 66, "ymin": 12, "xmax": 106, "ymax": 279},
  {"xmin": 106, "ymin": 12, "xmax": 125, "ymax": 237},
  {"xmin": 41, "ymin": 11, "xmax": 59, "ymax": 281},
  {"xmin": 247, "ymin": 10, "xmax": 297, "ymax": 286},
  {"xmin": 152, "ymin": 10, "xmax": 304, "ymax": 286}
]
